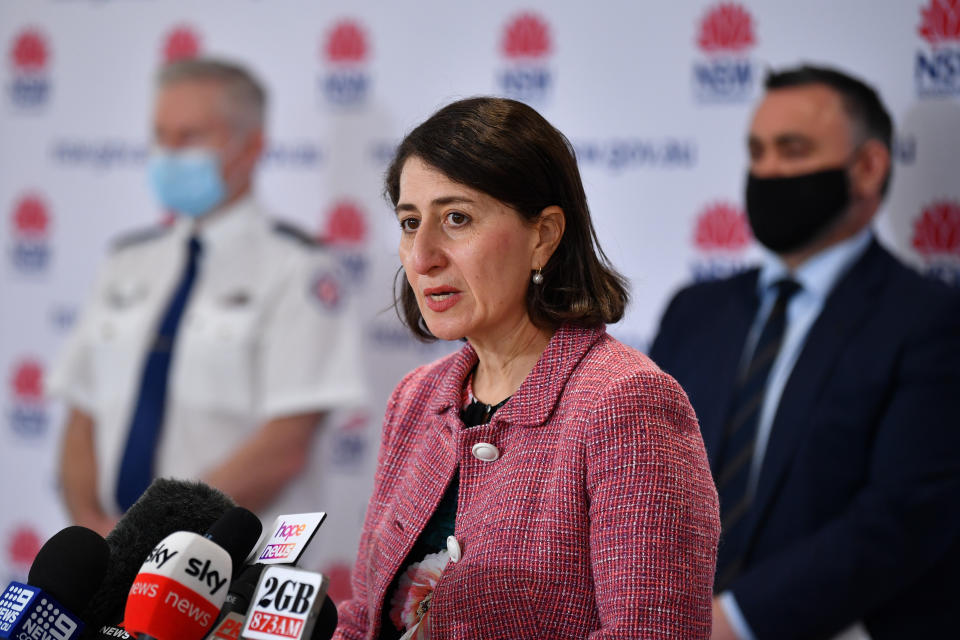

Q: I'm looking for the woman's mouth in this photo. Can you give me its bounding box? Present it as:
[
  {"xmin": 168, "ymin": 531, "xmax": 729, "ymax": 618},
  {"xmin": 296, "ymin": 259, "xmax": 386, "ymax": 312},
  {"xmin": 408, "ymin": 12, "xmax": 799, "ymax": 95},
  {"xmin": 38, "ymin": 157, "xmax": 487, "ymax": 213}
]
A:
[{"xmin": 423, "ymin": 288, "xmax": 461, "ymax": 312}]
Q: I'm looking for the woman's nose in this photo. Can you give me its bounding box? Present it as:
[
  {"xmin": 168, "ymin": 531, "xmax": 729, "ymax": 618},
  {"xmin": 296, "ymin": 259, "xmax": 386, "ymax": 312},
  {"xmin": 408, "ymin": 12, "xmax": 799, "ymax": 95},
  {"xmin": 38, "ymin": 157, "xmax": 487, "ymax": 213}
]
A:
[{"xmin": 408, "ymin": 223, "xmax": 447, "ymax": 275}]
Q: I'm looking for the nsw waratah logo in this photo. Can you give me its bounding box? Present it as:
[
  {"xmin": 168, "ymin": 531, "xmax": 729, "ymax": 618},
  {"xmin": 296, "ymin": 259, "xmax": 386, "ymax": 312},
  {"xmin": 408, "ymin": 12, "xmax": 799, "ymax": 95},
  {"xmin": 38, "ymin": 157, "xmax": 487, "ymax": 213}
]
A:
[
  {"xmin": 912, "ymin": 199, "xmax": 960, "ymax": 285},
  {"xmin": 690, "ymin": 201, "xmax": 753, "ymax": 281},
  {"xmin": 498, "ymin": 12, "xmax": 553, "ymax": 103},
  {"xmin": 162, "ymin": 25, "xmax": 202, "ymax": 63},
  {"xmin": 7, "ymin": 526, "xmax": 42, "ymax": 570},
  {"xmin": 320, "ymin": 19, "xmax": 370, "ymax": 106},
  {"xmin": 915, "ymin": 0, "xmax": 960, "ymax": 97},
  {"xmin": 9, "ymin": 194, "xmax": 52, "ymax": 274},
  {"xmin": 8, "ymin": 359, "xmax": 48, "ymax": 438},
  {"xmin": 320, "ymin": 200, "xmax": 369, "ymax": 284},
  {"xmin": 692, "ymin": 3, "xmax": 758, "ymax": 103},
  {"xmin": 8, "ymin": 28, "xmax": 51, "ymax": 108},
  {"xmin": 328, "ymin": 411, "xmax": 369, "ymax": 471}
]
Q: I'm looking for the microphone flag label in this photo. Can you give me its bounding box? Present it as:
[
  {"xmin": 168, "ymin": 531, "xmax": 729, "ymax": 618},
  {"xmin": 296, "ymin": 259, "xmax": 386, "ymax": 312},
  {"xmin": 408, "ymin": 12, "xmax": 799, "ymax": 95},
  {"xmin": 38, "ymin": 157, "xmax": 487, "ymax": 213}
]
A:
[
  {"xmin": 124, "ymin": 532, "xmax": 232, "ymax": 640},
  {"xmin": 253, "ymin": 513, "xmax": 326, "ymax": 565},
  {"xmin": 0, "ymin": 581, "xmax": 83, "ymax": 639},
  {"xmin": 204, "ymin": 611, "xmax": 245, "ymax": 640},
  {"xmin": 241, "ymin": 566, "xmax": 328, "ymax": 640}
]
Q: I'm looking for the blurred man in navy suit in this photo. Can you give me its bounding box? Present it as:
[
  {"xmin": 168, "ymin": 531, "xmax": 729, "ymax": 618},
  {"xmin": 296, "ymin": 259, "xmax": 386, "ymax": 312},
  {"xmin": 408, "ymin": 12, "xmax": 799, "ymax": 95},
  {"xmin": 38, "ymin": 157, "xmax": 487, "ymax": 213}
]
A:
[{"xmin": 651, "ymin": 65, "xmax": 960, "ymax": 640}]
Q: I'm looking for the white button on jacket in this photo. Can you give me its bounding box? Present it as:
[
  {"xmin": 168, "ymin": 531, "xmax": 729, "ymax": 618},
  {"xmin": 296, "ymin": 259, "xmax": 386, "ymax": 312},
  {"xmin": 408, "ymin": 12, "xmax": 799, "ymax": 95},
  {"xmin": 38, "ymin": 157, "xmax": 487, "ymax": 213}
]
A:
[
  {"xmin": 447, "ymin": 535, "xmax": 462, "ymax": 563},
  {"xmin": 471, "ymin": 442, "xmax": 500, "ymax": 462}
]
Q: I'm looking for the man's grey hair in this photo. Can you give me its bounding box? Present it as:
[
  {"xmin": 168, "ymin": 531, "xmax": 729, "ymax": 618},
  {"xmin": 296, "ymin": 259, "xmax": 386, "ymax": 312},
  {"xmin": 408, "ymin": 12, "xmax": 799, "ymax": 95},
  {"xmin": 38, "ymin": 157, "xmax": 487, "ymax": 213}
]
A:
[{"xmin": 157, "ymin": 58, "xmax": 266, "ymax": 132}]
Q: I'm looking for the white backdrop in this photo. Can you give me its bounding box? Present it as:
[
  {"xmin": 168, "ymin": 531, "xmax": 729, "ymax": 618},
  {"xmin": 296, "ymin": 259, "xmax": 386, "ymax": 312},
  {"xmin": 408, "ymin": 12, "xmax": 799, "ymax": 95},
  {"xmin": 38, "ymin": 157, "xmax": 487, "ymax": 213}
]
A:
[{"xmin": 1, "ymin": 0, "xmax": 958, "ymax": 604}]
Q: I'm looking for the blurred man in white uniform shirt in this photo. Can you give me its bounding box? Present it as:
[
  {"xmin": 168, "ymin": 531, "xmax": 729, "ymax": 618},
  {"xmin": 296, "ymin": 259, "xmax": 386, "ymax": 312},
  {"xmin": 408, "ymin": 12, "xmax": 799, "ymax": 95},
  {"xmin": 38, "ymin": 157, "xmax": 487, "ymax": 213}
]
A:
[{"xmin": 48, "ymin": 58, "xmax": 365, "ymax": 534}]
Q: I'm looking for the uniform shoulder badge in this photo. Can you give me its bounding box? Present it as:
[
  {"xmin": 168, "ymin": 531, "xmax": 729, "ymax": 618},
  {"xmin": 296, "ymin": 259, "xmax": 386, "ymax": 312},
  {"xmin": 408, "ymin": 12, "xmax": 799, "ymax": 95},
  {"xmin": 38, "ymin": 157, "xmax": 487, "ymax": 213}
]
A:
[
  {"xmin": 111, "ymin": 225, "xmax": 173, "ymax": 252},
  {"xmin": 273, "ymin": 220, "xmax": 323, "ymax": 249}
]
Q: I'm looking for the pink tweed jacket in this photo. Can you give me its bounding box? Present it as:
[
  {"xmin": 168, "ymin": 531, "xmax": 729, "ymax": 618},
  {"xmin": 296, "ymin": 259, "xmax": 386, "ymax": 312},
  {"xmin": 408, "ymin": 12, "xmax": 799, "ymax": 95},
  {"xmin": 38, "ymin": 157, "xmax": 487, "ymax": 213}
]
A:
[{"xmin": 335, "ymin": 324, "xmax": 719, "ymax": 639}]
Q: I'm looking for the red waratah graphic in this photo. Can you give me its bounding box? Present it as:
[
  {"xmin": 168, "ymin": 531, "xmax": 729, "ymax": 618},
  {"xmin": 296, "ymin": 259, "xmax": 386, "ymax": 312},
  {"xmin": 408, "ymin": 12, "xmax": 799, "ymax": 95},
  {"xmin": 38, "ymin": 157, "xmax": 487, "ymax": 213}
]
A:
[
  {"xmin": 13, "ymin": 195, "xmax": 49, "ymax": 237},
  {"xmin": 919, "ymin": 0, "xmax": 960, "ymax": 45},
  {"xmin": 325, "ymin": 20, "xmax": 368, "ymax": 63},
  {"xmin": 322, "ymin": 562, "xmax": 353, "ymax": 605},
  {"xmin": 8, "ymin": 526, "xmax": 42, "ymax": 567},
  {"xmin": 912, "ymin": 200, "xmax": 960, "ymax": 256},
  {"xmin": 694, "ymin": 202, "xmax": 752, "ymax": 250},
  {"xmin": 10, "ymin": 29, "xmax": 48, "ymax": 71},
  {"xmin": 697, "ymin": 3, "xmax": 756, "ymax": 53},
  {"xmin": 163, "ymin": 25, "xmax": 201, "ymax": 63},
  {"xmin": 322, "ymin": 201, "xmax": 367, "ymax": 246},
  {"xmin": 11, "ymin": 360, "xmax": 44, "ymax": 402},
  {"xmin": 502, "ymin": 13, "xmax": 552, "ymax": 59}
]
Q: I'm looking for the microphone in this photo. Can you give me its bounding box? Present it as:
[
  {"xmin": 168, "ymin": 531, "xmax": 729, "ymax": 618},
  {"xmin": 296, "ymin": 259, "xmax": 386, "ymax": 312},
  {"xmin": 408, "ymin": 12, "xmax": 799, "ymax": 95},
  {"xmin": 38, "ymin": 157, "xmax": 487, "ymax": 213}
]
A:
[
  {"xmin": 250, "ymin": 513, "xmax": 326, "ymax": 565},
  {"xmin": 0, "ymin": 526, "xmax": 109, "ymax": 640},
  {"xmin": 123, "ymin": 507, "xmax": 262, "ymax": 640},
  {"xmin": 204, "ymin": 513, "xmax": 332, "ymax": 640},
  {"xmin": 81, "ymin": 478, "xmax": 236, "ymax": 633},
  {"xmin": 241, "ymin": 566, "xmax": 337, "ymax": 640}
]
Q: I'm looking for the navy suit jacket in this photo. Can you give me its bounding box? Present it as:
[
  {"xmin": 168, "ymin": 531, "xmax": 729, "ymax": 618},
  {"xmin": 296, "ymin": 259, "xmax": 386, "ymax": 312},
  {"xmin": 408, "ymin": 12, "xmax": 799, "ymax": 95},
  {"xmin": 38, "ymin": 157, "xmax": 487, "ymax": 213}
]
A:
[{"xmin": 650, "ymin": 240, "xmax": 960, "ymax": 640}]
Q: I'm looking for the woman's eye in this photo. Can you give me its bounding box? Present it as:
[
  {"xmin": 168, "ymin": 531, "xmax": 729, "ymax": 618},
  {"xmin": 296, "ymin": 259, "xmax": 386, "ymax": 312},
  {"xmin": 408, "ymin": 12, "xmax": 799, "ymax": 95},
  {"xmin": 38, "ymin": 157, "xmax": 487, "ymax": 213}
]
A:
[
  {"xmin": 446, "ymin": 211, "xmax": 468, "ymax": 226},
  {"xmin": 399, "ymin": 217, "xmax": 420, "ymax": 232}
]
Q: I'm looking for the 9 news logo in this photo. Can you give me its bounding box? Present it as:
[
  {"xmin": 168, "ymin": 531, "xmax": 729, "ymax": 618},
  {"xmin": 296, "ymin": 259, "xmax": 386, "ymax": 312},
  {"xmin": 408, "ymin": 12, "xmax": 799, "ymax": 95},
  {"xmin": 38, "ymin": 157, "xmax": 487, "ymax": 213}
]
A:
[{"xmin": 0, "ymin": 583, "xmax": 81, "ymax": 640}]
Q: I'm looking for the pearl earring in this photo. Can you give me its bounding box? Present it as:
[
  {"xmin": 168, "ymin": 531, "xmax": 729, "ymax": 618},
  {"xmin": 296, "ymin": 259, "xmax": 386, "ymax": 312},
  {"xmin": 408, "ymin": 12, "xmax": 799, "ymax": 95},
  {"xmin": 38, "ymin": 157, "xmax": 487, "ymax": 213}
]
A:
[{"xmin": 532, "ymin": 268, "xmax": 544, "ymax": 285}]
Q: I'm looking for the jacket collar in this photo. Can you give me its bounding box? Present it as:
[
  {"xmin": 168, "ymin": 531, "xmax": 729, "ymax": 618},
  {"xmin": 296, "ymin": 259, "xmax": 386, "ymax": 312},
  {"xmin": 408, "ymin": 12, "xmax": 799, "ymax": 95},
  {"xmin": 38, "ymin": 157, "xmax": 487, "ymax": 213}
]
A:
[{"xmin": 427, "ymin": 323, "xmax": 607, "ymax": 427}]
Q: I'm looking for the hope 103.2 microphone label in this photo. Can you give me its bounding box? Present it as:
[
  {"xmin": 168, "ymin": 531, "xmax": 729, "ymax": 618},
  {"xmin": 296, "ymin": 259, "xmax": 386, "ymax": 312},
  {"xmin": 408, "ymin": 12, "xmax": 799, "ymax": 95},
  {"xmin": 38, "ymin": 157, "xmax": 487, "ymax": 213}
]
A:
[{"xmin": 242, "ymin": 566, "xmax": 325, "ymax": 640}]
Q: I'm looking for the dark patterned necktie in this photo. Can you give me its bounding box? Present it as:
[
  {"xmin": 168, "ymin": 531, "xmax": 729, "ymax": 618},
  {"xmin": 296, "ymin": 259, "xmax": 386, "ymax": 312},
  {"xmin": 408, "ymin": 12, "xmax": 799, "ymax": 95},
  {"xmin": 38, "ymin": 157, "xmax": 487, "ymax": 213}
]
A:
[
  {"xmin": 714, "ymin": 278, "xmax": 801, "ymax": 591},
  {"xmin": 115, "ymin": 235, "xmax": 203, "ymax": 511}
]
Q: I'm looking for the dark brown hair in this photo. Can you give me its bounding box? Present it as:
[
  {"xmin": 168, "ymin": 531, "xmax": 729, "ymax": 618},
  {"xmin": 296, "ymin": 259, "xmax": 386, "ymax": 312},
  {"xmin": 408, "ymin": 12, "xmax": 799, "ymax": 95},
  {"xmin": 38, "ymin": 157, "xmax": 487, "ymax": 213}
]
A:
[{"xmin": 386, "ymin": 97, "xmax": 628, "ymax": 341}]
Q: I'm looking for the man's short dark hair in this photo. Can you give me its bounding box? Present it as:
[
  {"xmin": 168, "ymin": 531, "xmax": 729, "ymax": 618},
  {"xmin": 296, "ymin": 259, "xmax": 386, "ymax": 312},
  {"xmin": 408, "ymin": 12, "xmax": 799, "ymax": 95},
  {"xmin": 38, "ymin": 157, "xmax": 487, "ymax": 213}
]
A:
[{"xmin": 765, "ymin": 64, "xmax": 894, "ymax": 196}]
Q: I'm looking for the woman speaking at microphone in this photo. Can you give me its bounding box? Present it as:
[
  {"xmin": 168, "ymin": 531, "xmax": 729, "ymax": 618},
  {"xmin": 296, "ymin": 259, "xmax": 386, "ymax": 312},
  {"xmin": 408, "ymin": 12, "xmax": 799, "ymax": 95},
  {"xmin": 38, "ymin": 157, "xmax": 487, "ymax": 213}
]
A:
[{"xmin": 334, "ymin": 97, "xmax": 719, "ymax": 640}]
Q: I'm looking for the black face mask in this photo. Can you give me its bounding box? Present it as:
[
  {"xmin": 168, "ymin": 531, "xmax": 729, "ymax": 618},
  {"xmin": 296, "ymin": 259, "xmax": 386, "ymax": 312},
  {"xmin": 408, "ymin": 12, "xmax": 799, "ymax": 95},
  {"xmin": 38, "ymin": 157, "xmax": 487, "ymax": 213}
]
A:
[{"xmin": 745, "ymin": 167, "xmax": 851, "ymax": 254}]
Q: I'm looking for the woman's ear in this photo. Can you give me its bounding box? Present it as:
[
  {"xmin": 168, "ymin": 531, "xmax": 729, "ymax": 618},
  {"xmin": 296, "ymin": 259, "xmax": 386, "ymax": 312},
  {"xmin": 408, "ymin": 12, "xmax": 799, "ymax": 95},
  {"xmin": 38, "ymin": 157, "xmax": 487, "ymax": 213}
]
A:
[{"xmin": 533, "ymin": 205, "xmax": 566, "ymax": 268}]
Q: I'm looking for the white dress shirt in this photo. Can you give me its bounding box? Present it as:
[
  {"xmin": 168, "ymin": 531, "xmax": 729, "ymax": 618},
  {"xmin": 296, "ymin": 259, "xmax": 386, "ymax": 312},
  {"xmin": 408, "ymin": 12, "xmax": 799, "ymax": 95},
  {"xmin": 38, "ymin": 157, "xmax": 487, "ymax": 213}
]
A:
[{"xmin": 48, "ymin": 197, "xmax": 366, "ymax": 517}]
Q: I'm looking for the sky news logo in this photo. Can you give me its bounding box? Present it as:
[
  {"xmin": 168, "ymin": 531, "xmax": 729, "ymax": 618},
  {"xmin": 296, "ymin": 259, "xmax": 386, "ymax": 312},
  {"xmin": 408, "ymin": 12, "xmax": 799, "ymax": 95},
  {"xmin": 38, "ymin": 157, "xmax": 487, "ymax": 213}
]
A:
[
  {"xmin": 912, "ymin": 199, "xmax": 960, "ymax": 285},
  {"xmin": 8, "ymin": 359, "xmax": 48, "ymax": 439},
  {"xmin": 9, "ymin": 194, "xmax": 52, "ymax": 274},
  {"xmin": 690, "ymin": 201, "xmax": 754, "ymax": 281},
  {"xmin": 915, "ymin": 0, "xmax": 960, "ymax": 97},
  {"xmin": 320, "ymin": 200, "xmax": 368, "ymax": 285},
  {"xmin": 320, "ymin": 19, "xmax": 370, "ymax": 107},
  {"xmin": 162, "ymin": 24, "xmax": 202, "ymax": 63},
  {"xmin": 498, "ymin": 12, "xmax": 553, "ymax": 103},
  {"xmin": 7, "ymin": 27, "xmax": 51, "ymax": 109},
  {"xmin": 692, "ymin": 3, "xmax": 758, "ymax": 103}
]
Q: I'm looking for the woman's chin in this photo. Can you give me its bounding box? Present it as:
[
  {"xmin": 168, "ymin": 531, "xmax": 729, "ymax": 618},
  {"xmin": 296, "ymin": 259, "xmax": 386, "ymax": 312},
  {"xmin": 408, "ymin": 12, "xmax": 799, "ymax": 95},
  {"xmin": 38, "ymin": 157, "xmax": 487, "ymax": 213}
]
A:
[{"xmin": 421, "ymin": 318, "xmax": 467, "ymax": 343}]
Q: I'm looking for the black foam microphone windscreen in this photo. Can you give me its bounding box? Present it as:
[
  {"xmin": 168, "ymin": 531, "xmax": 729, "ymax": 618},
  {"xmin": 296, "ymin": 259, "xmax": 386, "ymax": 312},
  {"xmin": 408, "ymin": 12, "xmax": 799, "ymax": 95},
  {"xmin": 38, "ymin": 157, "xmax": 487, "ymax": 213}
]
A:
[
  {"xmin": 204, "ymin": 505, "xmax": 263, "ymax": 577},
  {"xmin": 311, "ymin": 595, "xmax": 339, "ymax": 640},
  {"xmin": 28, "ymin": 525, "xmax": 110, "ymax": 614},
  {"xmin": 80, "ymin": 478, "xmax": 235, "ymax": 634}
]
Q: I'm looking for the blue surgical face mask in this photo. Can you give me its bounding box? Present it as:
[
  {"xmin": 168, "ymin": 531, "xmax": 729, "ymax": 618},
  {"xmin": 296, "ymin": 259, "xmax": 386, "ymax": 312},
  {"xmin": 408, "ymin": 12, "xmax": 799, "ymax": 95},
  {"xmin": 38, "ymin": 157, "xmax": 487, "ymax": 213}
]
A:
[{"xmin": 148, "ymin": 147, "xmax": 227, "ymax": 218}]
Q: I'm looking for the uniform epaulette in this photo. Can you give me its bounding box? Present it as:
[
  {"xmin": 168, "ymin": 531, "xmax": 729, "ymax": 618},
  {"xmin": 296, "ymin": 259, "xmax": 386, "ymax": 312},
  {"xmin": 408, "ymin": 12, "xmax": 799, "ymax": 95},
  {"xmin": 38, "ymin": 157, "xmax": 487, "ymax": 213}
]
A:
[
  {"xmin": 272, "ymin": 220, "xmax": 323, "ymax": 249},
  {"xmin": 111, "ymin": 225, "xmax": 173, "ymax": 252}
]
